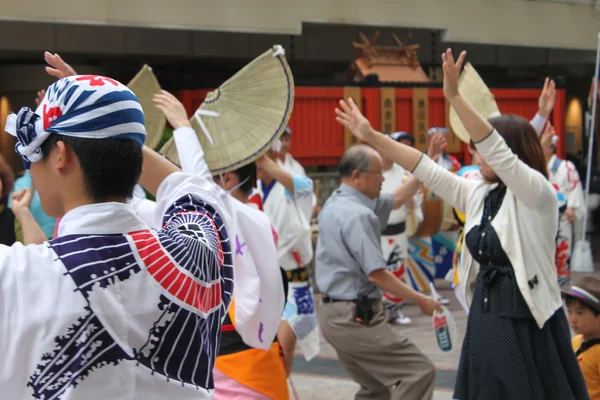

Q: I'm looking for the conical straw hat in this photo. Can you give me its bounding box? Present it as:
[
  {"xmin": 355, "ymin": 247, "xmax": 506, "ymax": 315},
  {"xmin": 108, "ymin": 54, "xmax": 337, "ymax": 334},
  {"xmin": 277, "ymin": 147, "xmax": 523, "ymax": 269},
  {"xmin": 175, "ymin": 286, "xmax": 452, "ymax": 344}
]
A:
[
  {"xmin": 160, "ymin": 45, "xmax": 294, "ymax": 174},
  {"xmin": 127, "ymin": 64, "xmax": 166, "ymax": 150},
  {"xmin": 449, "ymin": 62, "xmax": 500, "ymax": 143}
]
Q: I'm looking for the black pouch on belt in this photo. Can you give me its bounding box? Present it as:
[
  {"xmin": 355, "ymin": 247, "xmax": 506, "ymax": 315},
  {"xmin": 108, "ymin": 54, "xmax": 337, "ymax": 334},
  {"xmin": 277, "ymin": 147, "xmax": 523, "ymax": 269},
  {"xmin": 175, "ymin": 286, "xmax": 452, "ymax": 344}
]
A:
[{"xmin": 353, "ymin": 295, "xmax": 374, "ymax": 324}]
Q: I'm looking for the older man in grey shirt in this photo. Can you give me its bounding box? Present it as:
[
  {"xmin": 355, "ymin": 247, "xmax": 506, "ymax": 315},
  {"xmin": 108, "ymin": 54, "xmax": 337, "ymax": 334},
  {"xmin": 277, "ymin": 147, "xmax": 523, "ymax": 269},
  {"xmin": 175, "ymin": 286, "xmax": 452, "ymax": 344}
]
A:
[{"xmin": 316, "ymin": 144, "xmax": 441, "ymax": 400}]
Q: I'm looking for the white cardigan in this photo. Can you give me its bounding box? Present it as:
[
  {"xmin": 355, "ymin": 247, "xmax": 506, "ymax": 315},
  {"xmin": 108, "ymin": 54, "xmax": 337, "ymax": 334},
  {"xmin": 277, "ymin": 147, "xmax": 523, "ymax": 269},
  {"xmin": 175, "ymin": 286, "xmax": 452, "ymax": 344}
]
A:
[{"xmin": 412, "ymin": 130, "xmax": 560, "ymax": 328}]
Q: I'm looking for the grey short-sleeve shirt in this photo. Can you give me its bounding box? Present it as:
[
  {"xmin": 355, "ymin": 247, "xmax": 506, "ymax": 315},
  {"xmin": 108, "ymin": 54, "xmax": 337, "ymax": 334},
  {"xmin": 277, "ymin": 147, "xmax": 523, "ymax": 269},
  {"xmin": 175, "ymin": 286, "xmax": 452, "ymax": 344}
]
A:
[{"xmin": 315, "ymin": 184, "xmax": 394, "ymax": 300}]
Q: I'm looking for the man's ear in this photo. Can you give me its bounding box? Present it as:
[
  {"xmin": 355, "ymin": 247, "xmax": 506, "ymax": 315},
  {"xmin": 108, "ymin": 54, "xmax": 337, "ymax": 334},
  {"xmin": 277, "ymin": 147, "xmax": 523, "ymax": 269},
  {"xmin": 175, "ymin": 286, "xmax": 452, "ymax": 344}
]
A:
[{"xmin": 350, "ymin": 169, "xmax": 361, "ymax": 181}]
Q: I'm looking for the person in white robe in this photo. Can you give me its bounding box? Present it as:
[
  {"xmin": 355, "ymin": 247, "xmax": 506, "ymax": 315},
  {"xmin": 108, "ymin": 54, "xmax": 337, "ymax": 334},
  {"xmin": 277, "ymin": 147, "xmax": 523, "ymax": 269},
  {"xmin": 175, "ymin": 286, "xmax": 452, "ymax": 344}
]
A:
[
  {"xmin": 0, "ymin": 73, "xmax": 233, "ymax": 399},
  {"xmin": 380, "ymin": 131, "xmax": 437, "ymax": 325},
  {"xmin": 540, "ymin": 126, "xmax": 584, "ymax": 288},
  {"xmin": 156, "ymin": 91, "xmax": 288, "ymax": 398},
  {"xmin": 279, "ymin": 125, "xmax": 319, "ymax": 213},
  {"xmin": 252, "ymin": 147, "xmax": 319, "ymax": 373}
]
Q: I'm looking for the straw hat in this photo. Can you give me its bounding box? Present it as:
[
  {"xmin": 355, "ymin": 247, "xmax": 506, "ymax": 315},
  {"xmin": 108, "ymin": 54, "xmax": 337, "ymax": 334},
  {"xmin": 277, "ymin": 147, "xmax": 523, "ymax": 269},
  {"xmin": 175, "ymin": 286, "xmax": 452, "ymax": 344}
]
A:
[
  {"xmin": 127, "ymin": 64, "xmax": 166, "ymax": 150},
  {"xmin": 449, "ymin": 62, "xmax": 500, "ymax": 143},
  {"xmin": 160, "ymin": 45, "xmax": 294, "ymax": 174},
  {"xmin": 562, "ymin": 276, "xmax": 600, "ymax": 314}
]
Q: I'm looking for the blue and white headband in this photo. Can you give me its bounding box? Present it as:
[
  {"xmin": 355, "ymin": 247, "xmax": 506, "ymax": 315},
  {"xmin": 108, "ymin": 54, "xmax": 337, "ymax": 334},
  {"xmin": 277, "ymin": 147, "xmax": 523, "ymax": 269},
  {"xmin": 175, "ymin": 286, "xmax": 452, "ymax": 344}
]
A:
[{"xmin": 4, "ymin": 75, "xmax": 146, "ymax": 169}]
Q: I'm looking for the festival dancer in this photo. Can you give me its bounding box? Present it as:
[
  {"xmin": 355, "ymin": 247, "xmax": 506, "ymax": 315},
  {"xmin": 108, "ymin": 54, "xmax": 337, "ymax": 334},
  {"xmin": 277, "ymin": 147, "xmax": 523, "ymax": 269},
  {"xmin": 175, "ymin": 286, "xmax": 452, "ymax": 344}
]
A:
[
  {"xmin": 252, "ymin": 149, "xmax": 319, "ymax": 373},
  {"xmin": 380, "ymin": 131, "xmax": 445, "ymax": 325},
  {"xmin": 0, "ymin": 73, "xmax": 233, "ymax": 399},
  {"xmin": 155, "ymin": 91, "xmax": 289, "ymax": 399},
  {"xmin": 540, "ymin": 124, "xmax": 585, "ymax": 288}
]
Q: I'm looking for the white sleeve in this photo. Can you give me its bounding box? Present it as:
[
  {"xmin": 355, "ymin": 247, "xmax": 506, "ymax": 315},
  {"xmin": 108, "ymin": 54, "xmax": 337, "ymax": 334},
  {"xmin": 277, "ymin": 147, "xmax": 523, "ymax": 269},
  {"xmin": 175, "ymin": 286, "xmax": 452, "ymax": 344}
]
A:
[
  {"xmin": 564, "ymin": 161, "xmax": 586, "ymax": 218},
  {"xmin": 172, "ymin": 126, "xmax": 212, "ymax": 181},
  {"xmin": 530, "ymin": 113, "xmax": 548, "ymax": 136},
  {"xmin": 412, "ymin": 155, "xmax": 476, "ymax": 214},
  {"xmin": 475, "ymin": 130, "xmax": 556, "ymax": 209}
]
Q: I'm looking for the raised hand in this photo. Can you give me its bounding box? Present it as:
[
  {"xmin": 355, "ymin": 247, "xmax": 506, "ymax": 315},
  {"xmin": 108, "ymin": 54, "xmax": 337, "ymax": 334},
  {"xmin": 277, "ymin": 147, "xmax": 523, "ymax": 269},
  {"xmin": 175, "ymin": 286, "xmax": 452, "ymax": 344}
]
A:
[
  {"xmin": 44, "ymin": 51, "xmax": 77, "ymax": 79},
  {"xmin": 153, "ymin": 90, "xmax": 191, "ymax": 130},
  {"xmin": 427, "ymin": 131, "xmax": 447, "ymax": 162},
  {"xmin": 441, "ymin": 49, "xmax": 467, "ymax": 101},
  {"xmin": 35, "ymin": 89, "xmax": 46, "ymax": 107},
  {"xmin": 540, "ymin": 121, "xmax": 556, "ymax": 151},
  {"xmin": 538, "ymin": 77, "xmax": 556, "ymax": 118},
  {"xmin": 335, "ymin": 98, "xmax": 375, "ymax": 143},
  {"xmin": 11, "ymin": 188, "xmax": 33, "ymax": 215}
]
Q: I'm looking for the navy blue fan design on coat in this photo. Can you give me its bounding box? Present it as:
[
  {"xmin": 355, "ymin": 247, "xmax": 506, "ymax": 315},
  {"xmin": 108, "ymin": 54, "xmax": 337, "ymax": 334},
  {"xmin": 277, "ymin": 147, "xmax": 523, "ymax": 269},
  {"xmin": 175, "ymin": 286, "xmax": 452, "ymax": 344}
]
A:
[{"xmin": 27, "ymin": 195, "xmax": 233, "ymax": 399}]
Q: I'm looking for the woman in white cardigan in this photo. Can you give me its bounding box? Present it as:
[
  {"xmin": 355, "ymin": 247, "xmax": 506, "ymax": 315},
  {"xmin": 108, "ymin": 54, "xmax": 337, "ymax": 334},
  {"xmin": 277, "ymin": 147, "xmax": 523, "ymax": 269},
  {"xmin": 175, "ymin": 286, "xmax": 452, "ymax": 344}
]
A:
[{"xmin": 336, "ymin": 49, "xmax": 588, "ymax": 400}]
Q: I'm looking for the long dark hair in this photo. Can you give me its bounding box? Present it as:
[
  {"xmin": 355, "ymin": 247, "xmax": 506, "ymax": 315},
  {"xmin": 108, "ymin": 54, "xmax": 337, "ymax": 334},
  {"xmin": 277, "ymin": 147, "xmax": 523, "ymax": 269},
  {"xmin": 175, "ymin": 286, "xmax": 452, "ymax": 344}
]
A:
[{"xmin": 488, "ymin": 115, "xmax": 548, "ymax": 179}]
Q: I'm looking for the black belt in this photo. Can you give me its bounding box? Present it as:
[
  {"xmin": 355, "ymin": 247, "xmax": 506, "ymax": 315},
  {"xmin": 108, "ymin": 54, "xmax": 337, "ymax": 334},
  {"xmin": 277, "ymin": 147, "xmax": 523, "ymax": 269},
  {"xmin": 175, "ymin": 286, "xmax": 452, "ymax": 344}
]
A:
[
  {"xmin": 286, "ymin": 268, "xmax": 309, "ymax": 283},
  {"xmin": 322, "ymin": 296, "xmax": 354, "ymax": 303},
  {"xmin": 322, "ymin": 296, "xmax": 380, "ymax": 304},
  {"xmin": 382, "ymin": 221, "xmax": 406, "ymax": 236}
]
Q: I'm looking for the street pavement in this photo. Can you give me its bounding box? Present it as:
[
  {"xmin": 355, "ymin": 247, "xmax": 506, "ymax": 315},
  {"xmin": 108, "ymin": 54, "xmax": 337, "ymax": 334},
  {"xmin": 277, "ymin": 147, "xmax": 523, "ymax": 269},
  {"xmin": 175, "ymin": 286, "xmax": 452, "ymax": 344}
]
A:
[{"xmin": 290, "ymin": 269, "xmax": 597, "ymax": 399}]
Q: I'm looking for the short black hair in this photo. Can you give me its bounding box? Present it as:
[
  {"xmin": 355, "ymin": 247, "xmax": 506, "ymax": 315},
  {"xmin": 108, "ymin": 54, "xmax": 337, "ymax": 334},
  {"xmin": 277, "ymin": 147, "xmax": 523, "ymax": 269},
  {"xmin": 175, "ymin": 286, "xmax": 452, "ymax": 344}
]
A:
[
  {"xmin": 40, "ymin": 134, "xmax": 143, "ymax": 202},
  {"xmin": 230, "ymin": 161, "xmax": 257, "ymax": 195},
  {"xmin": 565, "ymin": 297, "xmax": 600, "ymax": 316},
  {"xmin": 338, "ymin": 144, "xmax": 372, "ymax": 178}
]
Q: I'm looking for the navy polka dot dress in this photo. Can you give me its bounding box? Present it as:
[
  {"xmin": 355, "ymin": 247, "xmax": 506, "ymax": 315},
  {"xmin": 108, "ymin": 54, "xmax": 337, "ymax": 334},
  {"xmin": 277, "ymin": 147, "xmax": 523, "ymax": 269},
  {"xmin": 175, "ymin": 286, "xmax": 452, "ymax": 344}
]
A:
[{"xmin": 453, "ymin": 186, "xmax": 589, "ymax": 400}]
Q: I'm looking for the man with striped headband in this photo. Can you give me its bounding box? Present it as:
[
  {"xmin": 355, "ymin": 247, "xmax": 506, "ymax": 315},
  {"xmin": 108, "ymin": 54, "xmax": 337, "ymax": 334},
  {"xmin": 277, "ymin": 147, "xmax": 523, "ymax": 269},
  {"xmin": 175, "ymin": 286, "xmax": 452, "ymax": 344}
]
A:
[{"xmin": 0, "ymin": 74, "xmax": 233, "ymax": 399}]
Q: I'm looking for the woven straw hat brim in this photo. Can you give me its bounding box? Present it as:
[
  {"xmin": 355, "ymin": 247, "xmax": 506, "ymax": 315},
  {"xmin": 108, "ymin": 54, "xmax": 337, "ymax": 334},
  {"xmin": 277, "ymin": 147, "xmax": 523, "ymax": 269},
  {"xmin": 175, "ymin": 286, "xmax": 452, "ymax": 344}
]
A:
[
  {"xmin": 127, "ymin": 64, "xmax": 166, "ymax": 150},
  {"xmin": 449, "ymin": 62, "xmax": 500, "ymax": 143},
  {"xmin": 160, "ymin": 45, "xmax": 294, "ymax": 174}
]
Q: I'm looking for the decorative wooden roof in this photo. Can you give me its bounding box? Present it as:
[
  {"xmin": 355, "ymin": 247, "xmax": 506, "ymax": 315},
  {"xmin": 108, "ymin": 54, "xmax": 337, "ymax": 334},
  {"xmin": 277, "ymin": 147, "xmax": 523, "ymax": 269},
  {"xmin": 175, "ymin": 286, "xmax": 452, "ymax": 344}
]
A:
[{"xmin": 349, "ymin": 31, "xmax": 430, "ymax": 83}]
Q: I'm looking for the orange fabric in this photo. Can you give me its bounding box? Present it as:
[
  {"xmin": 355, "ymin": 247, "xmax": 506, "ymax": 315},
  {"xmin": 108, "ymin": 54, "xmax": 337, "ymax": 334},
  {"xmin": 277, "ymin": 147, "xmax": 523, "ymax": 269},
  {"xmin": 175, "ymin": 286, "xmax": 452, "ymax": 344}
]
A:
[
  {"xmin": 573, "ymin": 335, "xmax": 600, "ymax": 400},
  {"xmin": 215, "ymin": 342, "xmax": 289, "ymax": 400}
]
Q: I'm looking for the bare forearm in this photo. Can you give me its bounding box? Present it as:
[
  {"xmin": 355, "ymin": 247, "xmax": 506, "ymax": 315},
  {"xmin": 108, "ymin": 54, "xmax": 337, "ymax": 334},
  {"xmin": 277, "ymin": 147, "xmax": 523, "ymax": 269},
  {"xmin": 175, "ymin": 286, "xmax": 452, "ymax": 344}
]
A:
[
  {"xmin": 392, "ymin": 176, "xmax": 422, "ymax": 209},
  {"xmin": 262, "ymin": 158, "xmax": 294, "ymax": 193},
  {"xmin": 368, "ymin": 269, "xmax": 428, "ymax": 305},
  {"xmin": 14, "ymin": 209, "xmax": 46, "ymax": 245},
  {"xmin": 368, "ymin": 128, "xmax": 424, "ymax": 171},
  {"xmin": 448, "ymin": 96, "xmax": 494, "ymax": 143},
  {"xmin": 139, "ymin": 146, "xmax": 181, "ymax": 196}
]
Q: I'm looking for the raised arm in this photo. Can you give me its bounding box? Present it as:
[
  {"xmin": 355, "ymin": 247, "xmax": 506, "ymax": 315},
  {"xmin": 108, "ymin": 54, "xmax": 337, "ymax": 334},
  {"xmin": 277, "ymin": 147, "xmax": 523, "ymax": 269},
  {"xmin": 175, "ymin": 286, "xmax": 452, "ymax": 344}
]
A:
[
  {"xmin": 139, "ymin": 146, "xmax": 181, "ymax": 197},
  {"xmin": 531, "ymin": 78, "xmax": 556, "ymax": 136},
  {"xmin": 154, "ymin": 91, "xmax": 212, "ymax": 181},
  {"xmin": 390, "ymin": 133, "xmax": 447, "ymax": 209},
  {"xmin": 11, "ymin": 189, "xmax": 47, "ymax": 245},
  {"xmin": 256, "ymin": 154, "xmax": 297, "ymax": 194},
  {"xmin": 441, "ymin": 49, "xmax": 555, "ymax": 208},
  {"xmin": 335, "ymin": 98, "xmax": 474, "ymax": 212}
]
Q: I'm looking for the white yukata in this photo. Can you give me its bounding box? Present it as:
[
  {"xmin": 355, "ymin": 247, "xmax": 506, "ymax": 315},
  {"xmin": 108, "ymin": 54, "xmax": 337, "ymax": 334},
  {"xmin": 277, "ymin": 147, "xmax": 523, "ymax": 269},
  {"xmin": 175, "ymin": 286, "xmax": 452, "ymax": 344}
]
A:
[
  {"xmin": 547, "ymin": 154, "xmax": 584, "ymax": 288},
  {"xmin": 252, "ymin": 163, "xmax": 320, "ymax": 361},
  {"xmin": 0, "ymin": 172, "xmax": 234, "ymax": 400},
  {"xmin": 380, "ymin": 164, "xmax": 427, "ymax": 312},
  {"xmin": 171, "ymin": 126, "xmax": 286, "ymax": 351}
]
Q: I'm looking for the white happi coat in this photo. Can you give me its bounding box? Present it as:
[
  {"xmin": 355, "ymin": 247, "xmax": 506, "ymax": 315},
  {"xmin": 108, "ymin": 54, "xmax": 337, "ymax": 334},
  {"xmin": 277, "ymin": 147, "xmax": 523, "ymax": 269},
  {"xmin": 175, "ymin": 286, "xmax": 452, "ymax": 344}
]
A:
[
  {"xmin": 172, "ymin": 127, "xmax": 285, "ymax": 351},
  {"xmin": 0, "ymin": 171, "xmax": 234, "ymax": 400},
  {"xmin": 253, "ymin": 162, "xmax": 320, "ymax": 361},
  {"xmin": 547, "ymin": 154, "xmax": 585, "ymax": 285},
  {"xmin": 254, "ymin": 164, "xmax": 314, "ymax": 271},
  {"xmin": 380, "ymin": 164, "xmax": 423, "ymax": 305}
]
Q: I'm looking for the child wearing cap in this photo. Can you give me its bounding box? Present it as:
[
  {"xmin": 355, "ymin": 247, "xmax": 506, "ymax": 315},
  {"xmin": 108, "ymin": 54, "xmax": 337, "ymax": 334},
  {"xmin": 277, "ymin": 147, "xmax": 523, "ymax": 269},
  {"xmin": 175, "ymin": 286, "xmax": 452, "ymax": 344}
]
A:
[{"xmin": 564, "ymin": 276, "xmax": 600, "ymax": 399}]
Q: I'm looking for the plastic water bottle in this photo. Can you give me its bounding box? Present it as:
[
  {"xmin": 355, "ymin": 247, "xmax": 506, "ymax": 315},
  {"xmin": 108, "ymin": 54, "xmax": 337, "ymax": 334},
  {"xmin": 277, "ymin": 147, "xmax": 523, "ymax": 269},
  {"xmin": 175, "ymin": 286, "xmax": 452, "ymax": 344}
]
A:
[{"xmin": 430, "ymin": 283, "xmax": 457, "ymax": 352}]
